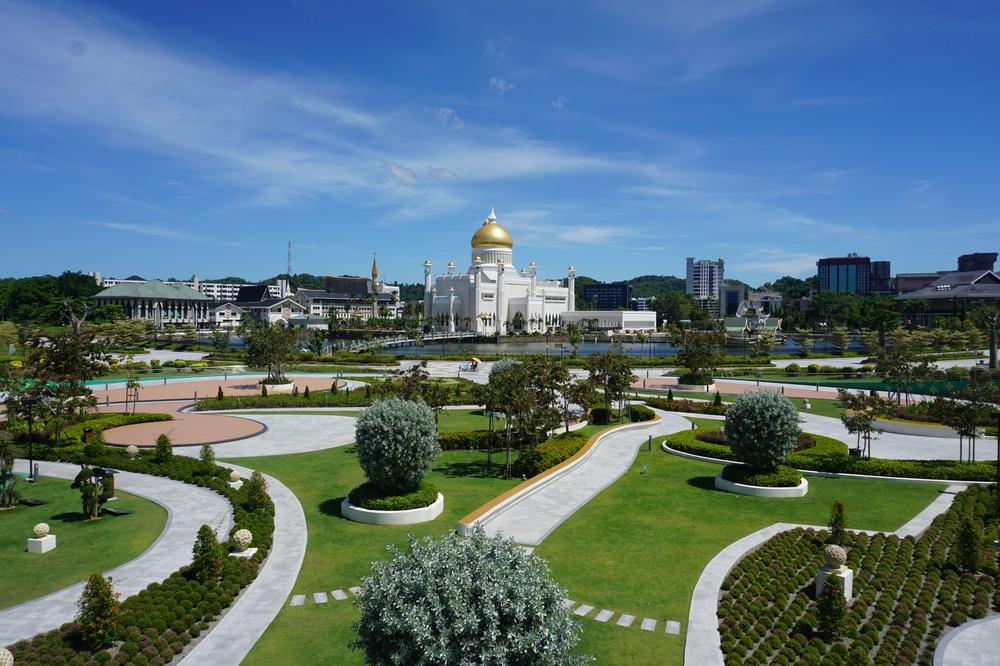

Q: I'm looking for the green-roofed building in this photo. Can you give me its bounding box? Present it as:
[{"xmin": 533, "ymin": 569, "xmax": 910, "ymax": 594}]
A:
[{"xmin": 94, "ymin": 279, "xmax": 212, "ymax": 328}]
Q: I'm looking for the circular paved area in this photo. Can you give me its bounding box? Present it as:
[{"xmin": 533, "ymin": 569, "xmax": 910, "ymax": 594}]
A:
[{"xmin": 96, "ymin": 376, "xmax": 348, "ymax": 447}]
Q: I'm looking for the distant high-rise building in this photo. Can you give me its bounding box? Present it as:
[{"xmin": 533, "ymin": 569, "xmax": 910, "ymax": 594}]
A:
[
  {"xmin": 720, "ymin": 284, "xmax": 747, "ymax": 317},
  {"xmin": 870, "ymin": 260, "xmax": 893, "ymax": 293},
  {"xmin": 686, "ymin": 257, "xmax": 724, "ymax": 314},
  {"xmin": 958, "ymin": 252, "xmax": 997, "ymax": 272},
  {"xmin": 817, "ymin": 254, "xmax": 890, "ymax": 295},
  {"xmin": 583, "ymin": 281, "xmax": 631, "ymax": 310}
]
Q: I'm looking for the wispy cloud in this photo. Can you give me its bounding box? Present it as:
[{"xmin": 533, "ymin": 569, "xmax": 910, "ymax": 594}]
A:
[
  {"xmin": 426, "ymin": 106, "xmax": 464, "ymax": 130},
  {"xmin": 552, "ymin": 96, "xmax": 568, "ymax": 109},
  {"xmin": 488, "ymin": 76, "xmax": 516, "ymax": 95},
  {"xmin": 500, "ymin": 208, "xmax": 629, "ymax": 248},
  {"xmin": 97, "ymin": 222, "xmax": 193, "ymax": 241},
  {"xmin": 730, "ymin": 247, "xmax": 819, "ymax": 277}
]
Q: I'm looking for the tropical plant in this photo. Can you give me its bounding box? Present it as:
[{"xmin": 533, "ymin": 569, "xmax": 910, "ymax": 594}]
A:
[
  {"xmin": 76, "ymin": 573, "xmax": 122, "ymax": 649},
  {"xmin": 355, "ymin": 398, "xmax": 439, "ymax": 494},
  {"xmin": 71, "ymin": 465, "xmax": 111, "ymax": 519},
  {"xmin": 724, "ymin": 392, "xmax": 801, "ymax": 471},
  {"xmin": 243, "ymin": 319, "xmax": 296, "ymax": 384},
  {"xmin": 353, "ymin": 528, "xmax": 585, "ymax": 665}
]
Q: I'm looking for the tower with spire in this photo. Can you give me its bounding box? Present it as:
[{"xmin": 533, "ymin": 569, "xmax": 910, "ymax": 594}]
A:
[{"xmin": 371, "ymin": 253, "xmax": 379, "ymax": 292}]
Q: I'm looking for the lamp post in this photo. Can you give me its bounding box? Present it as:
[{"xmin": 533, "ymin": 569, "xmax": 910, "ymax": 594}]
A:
[{"xmin": 22, "ymin": 396, "xmax": 38, "ymax": 482}]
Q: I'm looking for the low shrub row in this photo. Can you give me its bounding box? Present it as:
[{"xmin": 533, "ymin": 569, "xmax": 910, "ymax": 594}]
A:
[
  {"xmin": 513, "ymin": 431, "xmax": 590, "ymax": 478},
  {"xmin": 349, "ymin": 480, "xmax": 439, "ymax": 511},
  {"xmin": 666, "ymin": 424, "xmax": 997, "ymax": 481},
  {"xmin": 717, "ymin": 485, "xmax": 999, "ymax": 666},
  {"xmin": 721, "ymin": 463, "xmax": 802, "ymax": 487},
  {"xmin": 62, "ymin": 413, "xmax": 172, "ymax": 447},
  {"xmin": 438, "ymin": 430, "xmax": 492, "ymax": 451},
  {"xmin": 644, "ymin": 396, "xmax": 729, "ymax": 416},
  {"xmin": 9, "ymin": 442, "xmax": 275, "ymax": 665},
  {"xmin": 697, "ymin": 429, "xmax": 817, "ymax": 452},
  {"xmin": 193, "ymin": 380, "xmax": 479, "ymax": 411},
  {"xmin": 629, "ymin": 405, "xmax": 655, "ymax": 422}
]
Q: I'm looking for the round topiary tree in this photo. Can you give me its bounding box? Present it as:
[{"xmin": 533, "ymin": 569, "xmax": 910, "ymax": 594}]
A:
[
  {"xmin": 355, "ymin": 398, "xmax": 439, "ymax": 494},
  {"xmin": 724, "ymin": 392, "xmax": 801, "ymax": 471},
  {"xmin": 354, "ymin": 528, "xmax": 585, "ymax": 665}
]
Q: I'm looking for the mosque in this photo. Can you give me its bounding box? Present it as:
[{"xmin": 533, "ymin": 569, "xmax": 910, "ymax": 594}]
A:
[{"xmin": 423, "ymin": 207, "xmax": 577, "ymax": 335}]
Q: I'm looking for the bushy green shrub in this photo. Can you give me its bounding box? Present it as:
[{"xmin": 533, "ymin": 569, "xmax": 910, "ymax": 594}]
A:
[
  {"xmin": 817, "ymin": 576, "xmax": 846, "ymax": 638},
  {"xmin": 190, "ymin": 525, "xmax": 223, "ymax": 582},
  {"xmin": 438, "ymin": 430, "xmax": 492, "ymax": 451},
  {"xmin": 77, "ymin": 573, "xmax": 122, "ymax": 649},
  {"xmin": 355, "ymin": 398, "xmax": 439, "ymax": 493},
  {"xmin": 589, "ymin": 406, "xmax": 612, "ymax": 424},
  {"xmin": 678, "ymin": 371, "xmax": 714, "ymax": 385},
  {"xmin": 725, "ymin": 392, "xmax": 801, "ymax": 471},
  {"xmin": 644, "ymin": 397, "xmax": 728, "ymax": 416},
  {"xmin": 629, "ymin": 405, "xmax": 655, "ymax": 422},
  {"xmin": 721, "ymin": 464, "xmax": 802, "ymax": 487},
  {"xmin": 514, "ymin": 431, "xmax": 589, "ymax": 477},
  {"xmin": 349, "ymin": 480, "xmax": 439, "ymax": 511},
  {"xmin": 153, "ymin": 434, "xmax": 173, "ymax": 463},
  {"xmin": 353, "ymin": 528, "xmax": 584, "ymax": 665}
]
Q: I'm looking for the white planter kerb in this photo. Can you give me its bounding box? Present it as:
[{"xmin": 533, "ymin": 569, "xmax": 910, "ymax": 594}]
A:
[
  {"xmin": 342, "ymin": 493, "xmax": 444, "ymax": 525},
  {"xmin": 262, "ymin": 382, "xmax": 295, "ymax": 395},
  {"xmin": 714, "ymin": 473, "xmax": 809, "ymax": 498}
]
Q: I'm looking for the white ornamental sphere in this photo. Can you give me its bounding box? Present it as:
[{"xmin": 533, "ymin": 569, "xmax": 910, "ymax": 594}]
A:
[
  {"xmin": 33, "ymin": 522, "xmax": 50, "ymax": 538},
  {"xmin": 229, "ymin": 470, "xmax": 241, "ymax": 482},
  {"xmin": 233, "ymin": 528, "xmax": 253, "ymax": 551},
  {"xmin": 0, "ymin": 647, "xmax": 14, "ymax": 666},
  {"xmin": 824, "ymin": 544, "xmax": 847, "ymax": 569},
  {"xmin": 126, "ymin": 445, "xmax": 139, "ymax": 459}
]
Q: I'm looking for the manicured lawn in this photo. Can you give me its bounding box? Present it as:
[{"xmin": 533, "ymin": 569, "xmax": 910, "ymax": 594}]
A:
[
  {"xmin": 0, "ymin": 476, "xmax": 167, "ymax": 610},
  {"xmin": 533, "ymin": 443, "xmax": 943, "ymax": 665},
  {"xmin": 225, "ymin": 408, "xmax": 495, "ymax": 433},
  {"xmin": 227, "ymin": 446, "xmax": 519, "ymax": 665}
]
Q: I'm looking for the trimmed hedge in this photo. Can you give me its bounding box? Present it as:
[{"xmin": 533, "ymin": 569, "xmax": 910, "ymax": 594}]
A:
[
  {"xmin": 349, "ymin": 480, "xmax": 440, "ymax": 511},
  {"xmin": 667, "ymin": 424, "xmax": 997, "ymax": 481},
  {"xmin": 514, "ymin": 431, "xmax": 589, "ymax": 477},
  {"xmin": 10, "ymin": 442, "xmax": 275, "ymax": 665},
  {"xmin": 721, "ymin": 463, "xmax": 802, "ymax": 487},
  {"xmin": 697, "ymin": 430, "xmax": 818, "ymax": 452},
  {"xmin": 629, "ymin": 405, "xmax": 655, "ymax": 422},
  {"xmin": 644, "ymin": 397, "xmax": 729, "ymax": 416},
  {"xmin": 438, "ymin": 430, "xmax": 492, "ymax": 451}
]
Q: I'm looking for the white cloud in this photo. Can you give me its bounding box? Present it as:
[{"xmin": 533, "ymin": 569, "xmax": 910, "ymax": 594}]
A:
[
  {"xmin": 386, "ymin": 162, "xmax": 418, "ymax": 185},
  {"xmin": 426, "ymin": 106, "xmax": 464, "ymax": 130},
  {"xmin": 98, "ymin": 222, "xmax": 193, "ymax": 241},
  {"xmin": 552, "ymin": 96, "xmax": 568, "ymax": 109},
  {"xmin": 488, "ymin": 76, "xmax": 516, "ymax": 95},
  {"xmin": 729, "ymin": 248, "xmax": 819, "ymax": 277}
]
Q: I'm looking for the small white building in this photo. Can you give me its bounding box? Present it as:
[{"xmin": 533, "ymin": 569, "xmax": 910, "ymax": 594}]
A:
[{"xmin": 560, "ymin": 310, "xmax": 657, "ymax": 333}]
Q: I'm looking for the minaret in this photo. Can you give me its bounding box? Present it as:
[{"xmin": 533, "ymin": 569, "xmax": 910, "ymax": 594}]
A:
[
  {"xmin": 528, "ymin": 261, "xmax": 537, "ymax": 298},
  {"xmin": 371, "ymin": 254, "xmax": 379, "ymax": 292},
  {"xmin": 496, "ymin": 262, "xmax": 506, "ymax": 335},
  {"xmin": 423, "ymin": 260, "xmax": 433, "ymax": 321},
  {"xmin": 567, "ymin": 266, "xmax": 576, "ymax": 312},
  {"xmin": 448, "ymin": 287, "xmax": 456, "ymax": 333}
]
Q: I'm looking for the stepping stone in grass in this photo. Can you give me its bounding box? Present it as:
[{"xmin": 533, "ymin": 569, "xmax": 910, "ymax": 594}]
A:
[
  {"xmin": 289, "ymin": 595, "xmax": 305, "ymax": 607},
  {"xmin": 561, "ymin": 599, "xmax": 575, "ymax": 609},
  {"xmin": 332, "ymin": 589, "xmax": 348, "ymax": 601},
  {"xmin": 594, "ymin": 610, "xmax": 614, "ymax": 623},
  {"xmin": 616, "ymin": 614, "xmax": 635, "ymax": 628},
  {"xmin": 349, "ymin": 586, "xmax": 362, "ymax": 595},
  {"xmin": 665, "ymin": 620, "xmax": 681, "ymax": 635},
  {"xmin": 640, "ymin": 618, "xmax": 656, "ymax": 632},
  {"xmin": 573, "ymin": 604, "xmax": 594, "ymax": 617},
  {"xmin": 313, "ymin": 592, "xmax": 328, "ymax": 604}
]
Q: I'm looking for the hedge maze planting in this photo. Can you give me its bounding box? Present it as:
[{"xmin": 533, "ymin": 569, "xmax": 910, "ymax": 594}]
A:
[{"xmin": 717, "ymin": 485, "xmax": 999, "ymax": 666}]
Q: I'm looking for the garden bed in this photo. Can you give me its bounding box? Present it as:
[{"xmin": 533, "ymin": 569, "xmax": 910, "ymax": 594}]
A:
[
  {"xmin": 343, "ymin": 481, "xmax": 444, "ymax": 526},
  {"xmin": 716, "ymin": 485, "xmax": 999, "ymax": 666}
]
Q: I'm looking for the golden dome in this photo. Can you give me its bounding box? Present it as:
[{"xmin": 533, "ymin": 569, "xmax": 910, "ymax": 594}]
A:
[{"xmin": 470, "ymin": 206, "xmax": 513, "ymax": 249}]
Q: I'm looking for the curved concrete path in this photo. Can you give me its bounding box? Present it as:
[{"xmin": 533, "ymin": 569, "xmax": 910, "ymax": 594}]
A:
[
  {"xmin": 1, "ymin": 460, "xmax": 233, "ymax": 647},
  {"xmin": 684, "ymin": 485, "xmax": 965, "ymax": 666},
  {"xmin": 935, "ymin": 615, "xmax": 1000, "ymax": 666},
  {"xmin": 176, "ymin": 413, "xmax": 357, "ymax": 458},
  {"xmin": 180, "ymin": 463, "xmax": 307, "ymax": 666},
  {"xmin": 477, "ymin": 408, "xmax": 690, "ymax": 545}
]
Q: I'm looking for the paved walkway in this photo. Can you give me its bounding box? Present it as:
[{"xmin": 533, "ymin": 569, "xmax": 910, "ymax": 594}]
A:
[
  {"xmin": 477, "ymin": 408, "xmax": 689, "ymax": 545},
  {"xmin": 935, "ymin": 615, "xmax": 1000, "ymax": 666},
  {"xmin": 684, "ymin": 485, "xmax": 966, "ymax": 666},
  {"xmin": 180, "ymin": 464, "xmax": 307, "ymax": 666},
  {"xmin": 0, "ymin": 460, "xmax": 233, "ymax": 647},
  {"xmin": 176, "ymin": 413, "xmax": 357, "ymax": 458}
]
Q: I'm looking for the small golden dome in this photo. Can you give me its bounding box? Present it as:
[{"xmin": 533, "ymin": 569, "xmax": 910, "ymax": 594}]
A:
[{"xmin": 471, "ymin": 207, "xmax": 512, "ymax": 249}]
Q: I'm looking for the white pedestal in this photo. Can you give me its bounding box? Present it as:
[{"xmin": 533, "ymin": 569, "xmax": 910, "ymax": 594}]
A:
[
  {"xmin": 816, "ymin": 566, "xmax": 853, "ymax": 600},
  {"xmin": 227, "ymin": 480, "xmax": 243, "ymax": 490},
  {"xmin": 229, "ymin": 547, "xmax": 258, "ymax": 559},
  {"xmin": 28, "ymin": 534, "xmax": 57, "ymax": 554}
]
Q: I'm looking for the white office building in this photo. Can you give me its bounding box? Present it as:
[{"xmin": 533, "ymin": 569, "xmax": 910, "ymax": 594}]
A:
[{"xmin": 686, "ymin": 257, "xmax": 724, "ymax": 315}]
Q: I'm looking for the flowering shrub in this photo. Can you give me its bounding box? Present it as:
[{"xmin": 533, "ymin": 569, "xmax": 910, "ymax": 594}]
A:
[
  {"xmin": 644, "ymin": 397, "xmax": 729, "ymax": 416},
  {"xmin": 725, "ymin": 392, "xmax": 801, "ymax": 471},
  {"xmin": 354, "ymin": 528, "xmax": 586, "ymax": 665},
  {"xmin": 355, "ymin": 398, "xmax": 439, "ymax": 494},
  {"xmin": 717, "ymin": 486, "xmax": 999, "ymax": 666}
]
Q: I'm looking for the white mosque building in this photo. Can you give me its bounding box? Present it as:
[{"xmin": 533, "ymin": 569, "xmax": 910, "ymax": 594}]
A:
[{"xmin": 424, "ymin": 207, "xmax": 577, "ymax": 335}]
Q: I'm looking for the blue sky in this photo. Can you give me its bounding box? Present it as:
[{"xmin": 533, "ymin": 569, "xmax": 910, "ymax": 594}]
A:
[{"xmin": 1, "ymin": 1, "xmax": 998, "ymax": 286}]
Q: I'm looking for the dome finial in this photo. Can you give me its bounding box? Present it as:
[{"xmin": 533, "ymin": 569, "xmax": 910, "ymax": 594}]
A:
[{"xmin": 486, "ymin": 204, "xmax": 497, "ymax": 222}]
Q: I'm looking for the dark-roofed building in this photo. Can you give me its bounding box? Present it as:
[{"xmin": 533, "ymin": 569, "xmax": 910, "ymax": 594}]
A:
[
  {"xmin": 292, "ymin": 259, "xmax": 403, "ymax": 324},
  {"xmin": 94, "ymin": 280, "xmax": 212, "ymax": 328},
  {"xmin": 896, "ymin": 269, "xmax": 1000, "ymax": 317}
]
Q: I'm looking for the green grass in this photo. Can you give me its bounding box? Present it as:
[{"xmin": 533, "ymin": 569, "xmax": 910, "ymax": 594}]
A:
[
  {"xmin": 0, "ymin": 476, "xmax": 167, "ymax": 610},
  {"xmin": 217, "ymin": 408, "xmax": 494, "ymax": 434},
  {"xmin": 227, "ymin": 446, "xmax": 519, "ymax": 665},
  {"xmin": 534, "ymin": 446, "xmax": 943, "ymax": 665},
  {"xmin": 636, "ymin": 388, "xmax": 847, "ymax": 419}
]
